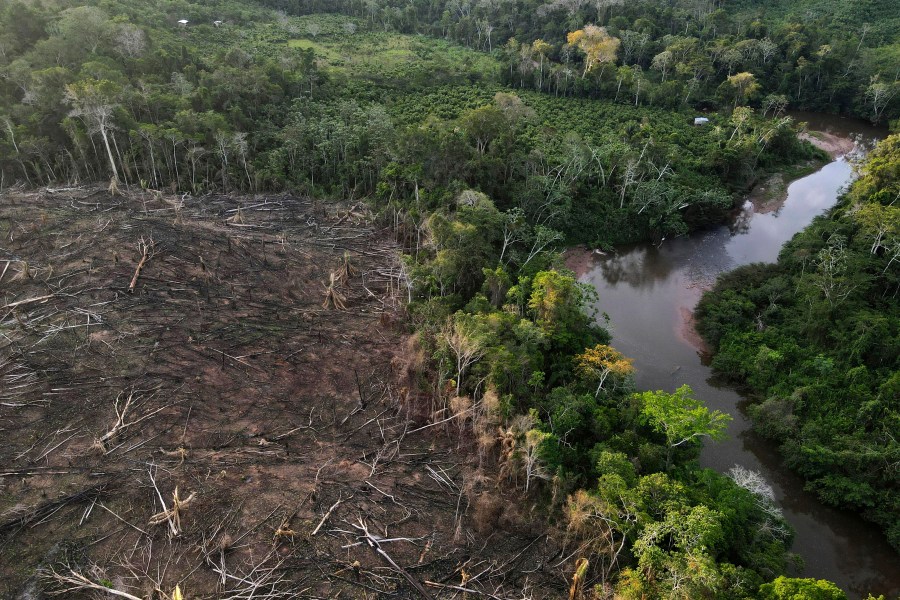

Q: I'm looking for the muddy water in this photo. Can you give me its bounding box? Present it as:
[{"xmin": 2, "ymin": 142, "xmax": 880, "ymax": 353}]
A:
[{"xmin": 577, "ymin": 115, "xmax": 898, "ymax": 598}]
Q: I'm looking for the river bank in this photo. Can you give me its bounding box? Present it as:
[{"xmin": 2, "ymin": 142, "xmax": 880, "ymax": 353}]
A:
[
  {"xmin": 565, "ymin": 123, "xmax": 859, "ymax": 335},
  {"xmin": 570, "ymin": 117, "xmax": 897, "ymax": 598},
  {"xmin": 745, "ymin": 125, "xmax": 860, "ymax": 213},
  {"xmin": 799, "ymin": 129, "xmax": 857, "ymax": 157}
]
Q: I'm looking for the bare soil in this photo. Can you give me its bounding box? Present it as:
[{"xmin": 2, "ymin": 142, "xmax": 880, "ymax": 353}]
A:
[
  {"xmin": 0, "ymin": 187, "xmax": 564, "ymax": 600},
  {"xmin": 677, "ymin": 306, "xmax": 711, "ymax": 356},
  {"xmin": 798, "ymin": 130, "xmax": 856, "ymax": 158},
  {"xmin": 563, "ymin": 246, "xmax": 602, "ymax": 279},
  {"xmin": 746, "ymin": 172, "xmax": 791, "ymax": 214}
]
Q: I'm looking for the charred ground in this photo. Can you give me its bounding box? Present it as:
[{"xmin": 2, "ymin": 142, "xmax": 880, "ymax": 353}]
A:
[{"xmin": 0, "ymin": 188, "xmax": 561, "ymax": 600}]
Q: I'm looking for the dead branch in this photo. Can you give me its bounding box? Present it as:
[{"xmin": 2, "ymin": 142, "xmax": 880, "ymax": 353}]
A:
[
  {"xmin": 271, "ymin": 408, "xmax": 316, "ymax": 440},
  {"xmin": 0, "ymin": 483, "xmax": 107, "ymax": 534},
  {"xmin": 342, "ymin": 407, "xmax": 390, "ymax": 442},
  {"xmin": 311, "ymin": 495, "xmax": 345, "ymax": 536},
  {"xmin": 349, "ymin": 518, "xmax": 434, "ymax": 600},
  {"xmin": 327, "ymin": 204, "xmax": 359, "ymax": 230},
  {"xmin": 96, "ymin": 502, "xmax": 149, "ymax": 536},
  {"xmin": 407, "ymin": 406, "xmax": 476, "ymax": 435},
  {"xmin": 95, "ymin": 389, "xmax": 166, "ymax": 453},
  {"xmin": 45, "ymin": 566, "xmax": 143, "ymax": 600},
  {"xmin": 425, "ymin": 464, "xmax": 459, "ymax": 492},
  {"xmin": 322, "ymin": 272, "xmax": 347, "ymax": 310},
  {"xmin": 1, "ymin": 294, "xmax": 55, "ymax": 311},
  {"xmin": 148, "ymin": 467, "xmax": 196, "ymax": 537},
  {"xmin": 208, "ymin": 347, "xmax": 267, "ymax": 372},
  {"xmin": 424, "ymin": 580, "xmax": 511, "ymax": 600},
  {"xmin": 128, "ymin": 236, "xmax": 154, "ymax": 293},
  {"xmin": 210, "ymin": 550, "xmax": 295, "ymax": 600},
  {"xmin": 159, "ymin": 446, "xmax": 188, "ymax": 466}
]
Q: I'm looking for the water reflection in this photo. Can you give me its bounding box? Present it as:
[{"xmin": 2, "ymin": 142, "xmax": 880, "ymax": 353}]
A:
[
  {"xmin": 579, "ymin": 120, "xmax": 897, "ymax": 598},
  {"xmin": 730, "ymin": 201, "xmax": 754, "ymax": 234},
  {"xmin": 597, "ymin": 246, "xmax": 670, "ymax": 288}
]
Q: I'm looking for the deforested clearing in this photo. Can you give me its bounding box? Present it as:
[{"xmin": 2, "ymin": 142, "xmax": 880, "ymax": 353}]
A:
[{"xmin": 0, "ymin": 187, "xmax": 558, "ymax": 598}]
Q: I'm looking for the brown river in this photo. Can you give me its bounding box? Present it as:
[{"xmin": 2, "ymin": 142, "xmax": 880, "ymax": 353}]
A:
[{"xmin": 572, "ymin": 113, "xmax": 898, "ymax": 599}]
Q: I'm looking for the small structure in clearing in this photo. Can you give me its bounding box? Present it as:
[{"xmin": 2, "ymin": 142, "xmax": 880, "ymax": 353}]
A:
[
  {"xmin": 177, "ymin": 19, "xmax": 189, "ymax": 26},
  {"xmin": 694, "ymin": 117, "xmax": 710, "ymax": 126}
]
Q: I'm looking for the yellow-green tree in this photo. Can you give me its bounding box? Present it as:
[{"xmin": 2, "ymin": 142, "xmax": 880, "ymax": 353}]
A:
[
  {"xmin": 726, "ymin": 72, "xmax": 760, "ymax": 109},
  {"xmin": 758, "ymin": 576, "xmax": 847, "ymax": 600},
  {"xmin": 567, "ymin": 25, "xmax": 620, "ymax": 79},
  {"xmin": 532, "ymin": 38, "xmax": 552, "ymax": 90},
  {"xmin": 528, "ymin": 270, "xmax": 583, "ymax": 335},
  {"xmin": 850, "ymin": 134, "xmax": 900, "ymax": 205},
  {"xmin": 575, "ymin": 344, "xmax": 634, "ymax": 396}
]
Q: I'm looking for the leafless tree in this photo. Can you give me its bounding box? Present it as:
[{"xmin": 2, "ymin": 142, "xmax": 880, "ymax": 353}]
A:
[
  {"xmin": 65, "ymin": 80, "xmax": 121, "ymax": 183},
  {"xmin": 442, "ymin": 318, "xmax": 486, "ymax": 397},
  {"xmin": 115, "ymin": 24, "xmax": 147, "ymax": 59}
]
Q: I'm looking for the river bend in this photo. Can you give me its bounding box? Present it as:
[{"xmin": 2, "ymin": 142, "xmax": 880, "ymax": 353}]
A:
[{"xmin": 574, "ymin": 114, "xmax": 897, "ymax": 598}]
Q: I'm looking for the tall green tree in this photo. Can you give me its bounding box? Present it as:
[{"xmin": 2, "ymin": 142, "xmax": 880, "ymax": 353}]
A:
[{"xmin": 638, "ymin": 385, "xmax": 731, "ymax": 470}]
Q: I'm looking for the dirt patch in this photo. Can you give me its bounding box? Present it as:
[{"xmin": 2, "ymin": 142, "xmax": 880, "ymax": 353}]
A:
[
  {"xmin": 677, "ymin": 307, "xmax": 711, "ymax": 356},
  {"xmin": 746, "ymin": 172, "xmax": 790, "ymax": 214},
  {"xmin": 746, "ymin": 153, "xmax": 832, "ymax": 215},
  {"xmin": 563, "ymin": 245, "xmax": 601, "ymax": 278},
  {"xmin": 799, "ymin": 130, "xmax": 856, "ymax": 158},
  {"xmin": 0, "ymin": 187, "xmax": 563, "ymax": 599}
]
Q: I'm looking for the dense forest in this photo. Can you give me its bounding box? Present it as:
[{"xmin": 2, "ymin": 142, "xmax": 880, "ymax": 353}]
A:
[
  {"xmin": 1, "ymin": 0, "xmax": 898, "ymax": 597},
  {"xmin": 1, "ymin": 0, "xmax": 845, "ymax": 250},
  {"xmin": 697, "ymin": 135, "xmax": 900, "ymax": 554},
  {"xmin": 258, "ymin": 0, "xmax": 900, "ymax": 121}
]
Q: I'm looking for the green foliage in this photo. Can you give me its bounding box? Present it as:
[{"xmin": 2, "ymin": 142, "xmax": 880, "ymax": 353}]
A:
[
  {"xmin": 254, "ymin": 0, "xmax": 898, "ymax": 122},
  {"xmin": 528, "ymin": 271, "xmax": 584, "ymax": 335},
  {"xmin": 638, "ymin": 385, "xmax": 732, "ymax": 470},
  {"xmin": 0, "ymin": 0, "xmax": 870, "ymax": 594},
  {"xmin": 0, "ymin": 0, "xmax": 821, "ymax": 237},
  {"xmin": 697, "ymin": 135, "xmax": 900, "ymax": 549},
  {"xmin": 406, "ymin": 185, "xmax": 795, "ymax": 594},
  {"xmin": 382, "ymin": 86, "xmax": 815, "ymax": 247},
  {"xmin": 758, "ymin": 576, "xmax": 848, "ymax": 600},
  {"xmin": 0, "ymin": 0, "xmax": 822, "ymax": 254}
]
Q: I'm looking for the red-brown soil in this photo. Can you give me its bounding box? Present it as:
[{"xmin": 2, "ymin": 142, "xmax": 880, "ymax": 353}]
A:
[
  {"xmin": 798, "ymin": 130, "xmax": 856, "ymax": 158},
  {"xmin": 562, "ymin": 246, "xmax": 598, "ymax": 278},
  {"xmin": 677, "ymin": 306, "xmax": 711, "ymax": 356},
  {"xmin": 0, "ymin": 187, "xmax": 563, "ymax": 599}
]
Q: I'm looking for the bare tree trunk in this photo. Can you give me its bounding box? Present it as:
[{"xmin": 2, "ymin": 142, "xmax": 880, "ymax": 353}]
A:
[
  {"xmin": 99, "ymin": 125, "xmax": 119, "ymax": 183},
  {"xmin": 111, "ymin": 132, "xmax": 128, "ymax": 186},
  {"xmin": 147, "ymin": 138, "xmax": 159, "ymax": 188}
]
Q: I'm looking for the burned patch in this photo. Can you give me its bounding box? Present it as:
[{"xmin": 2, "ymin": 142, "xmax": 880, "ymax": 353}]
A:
[{"xmin": 0, "ymin": 187, "xmax": 562, "ymax": 599}]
